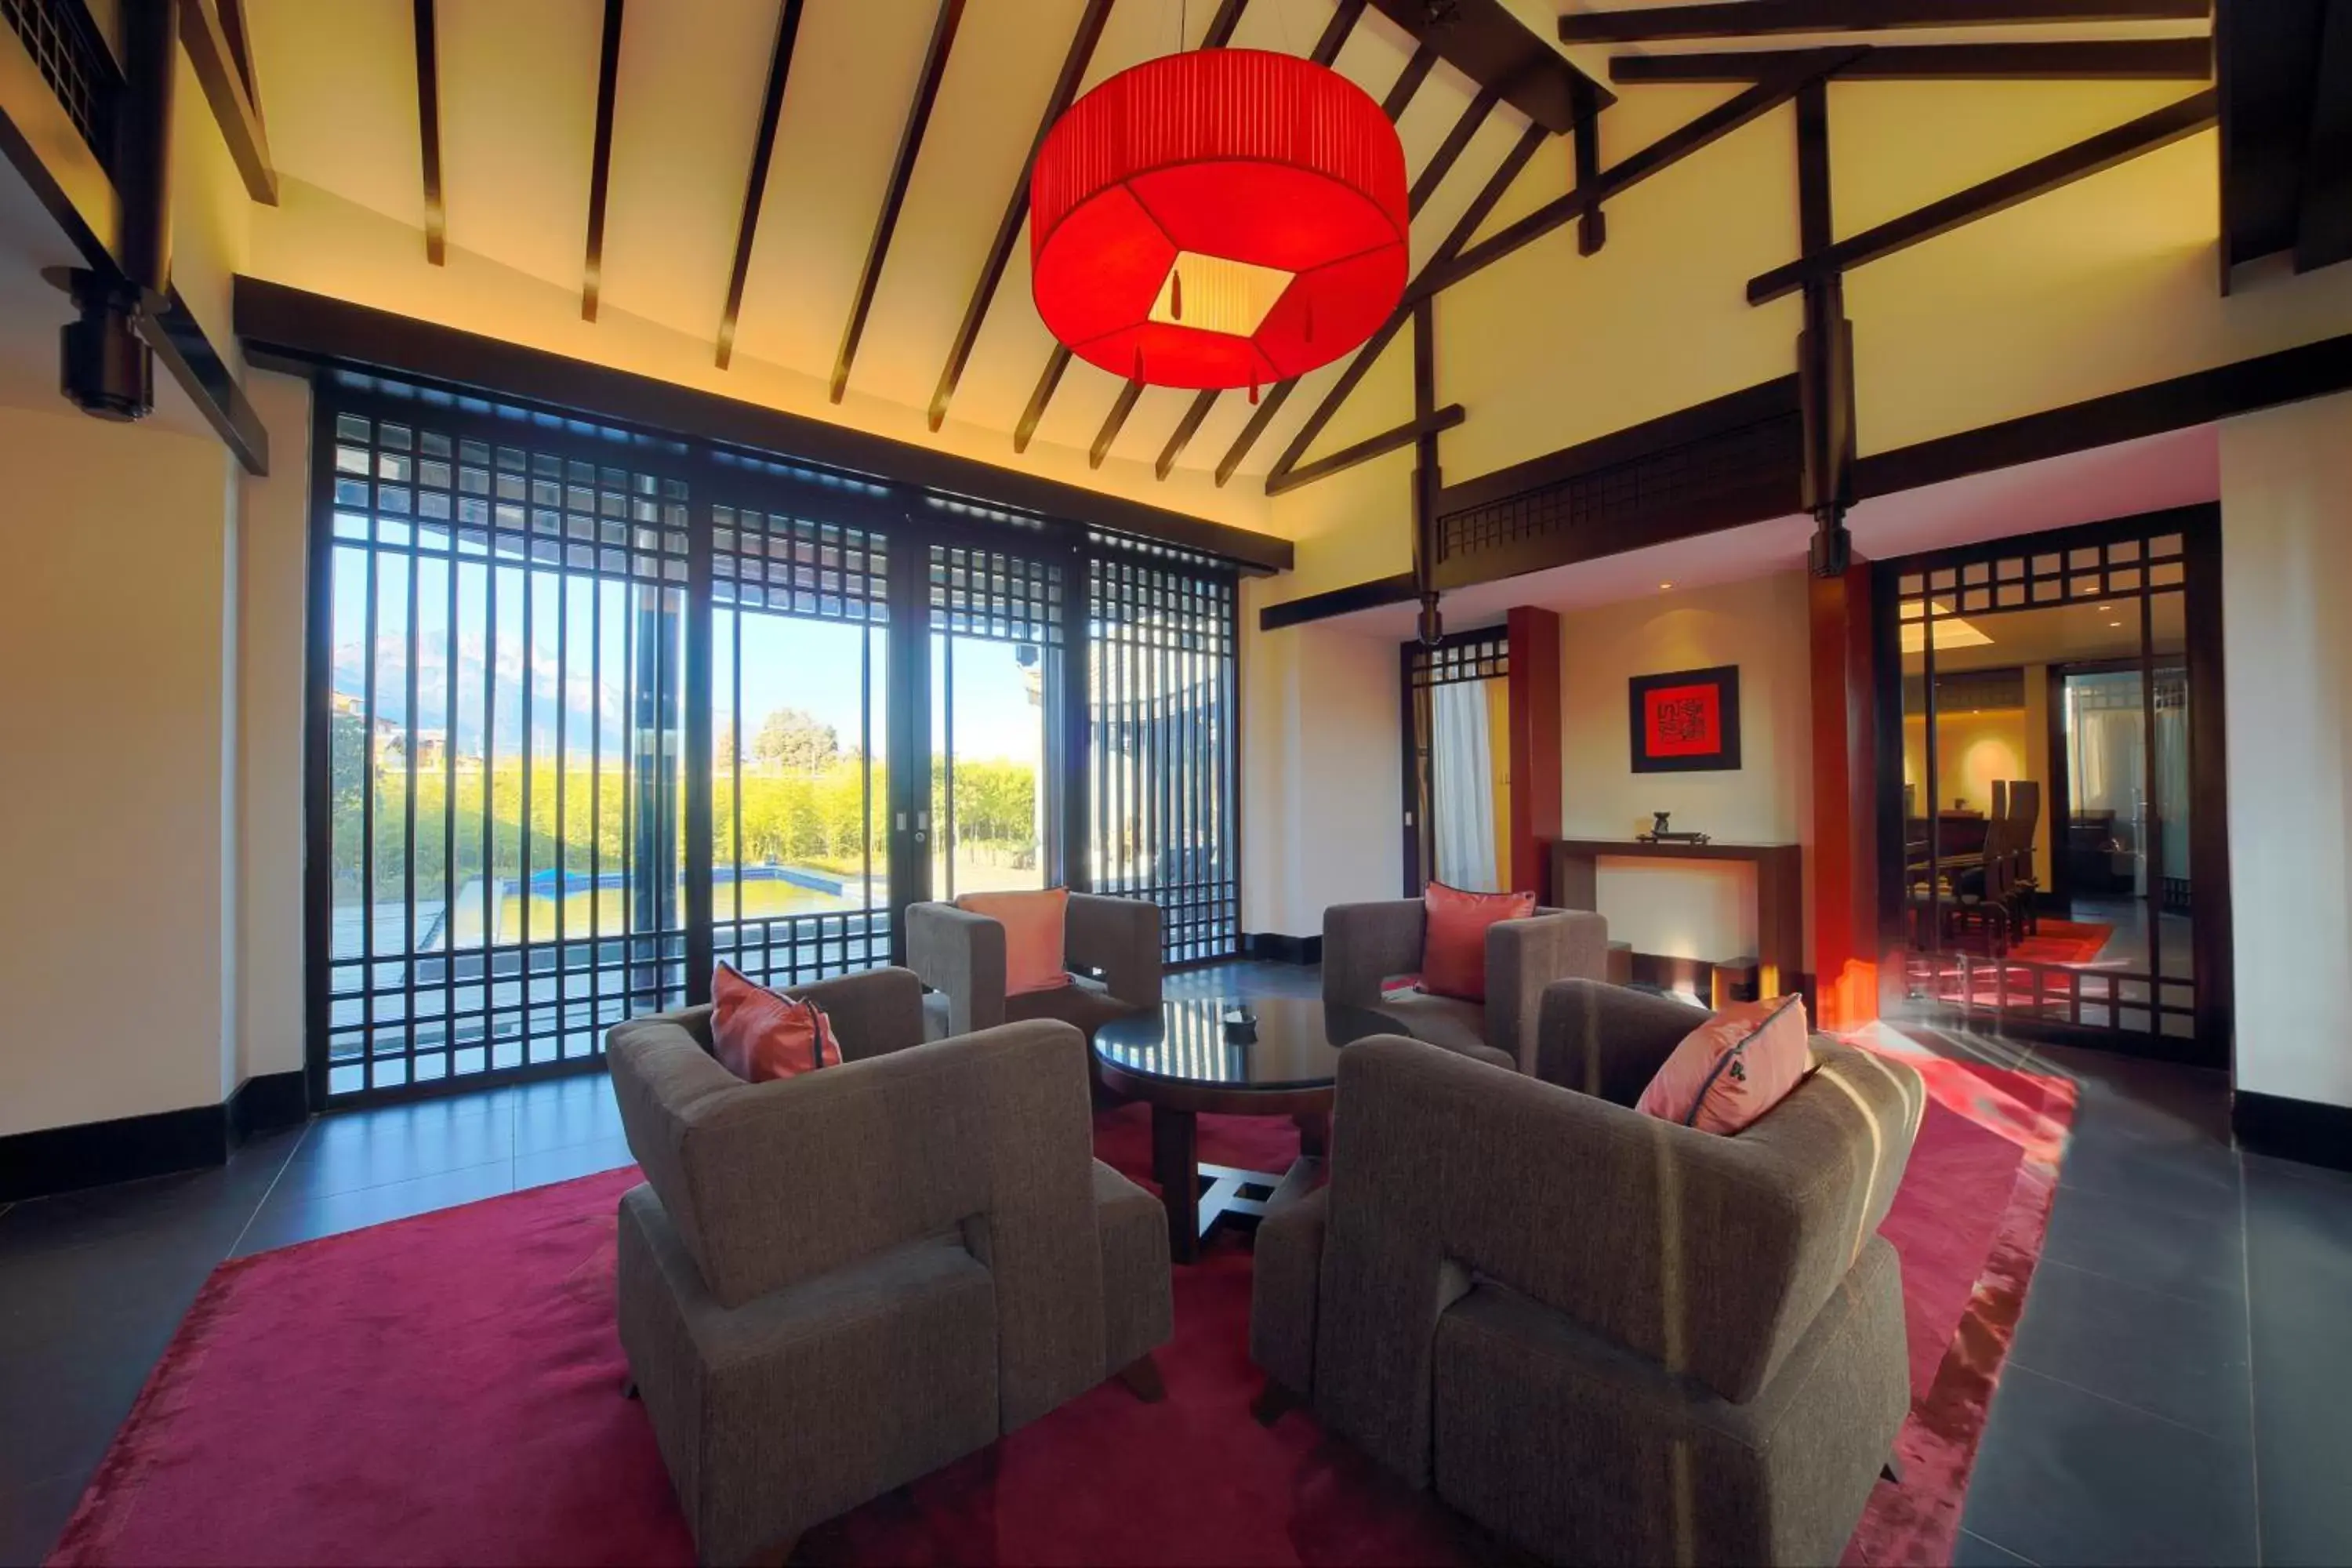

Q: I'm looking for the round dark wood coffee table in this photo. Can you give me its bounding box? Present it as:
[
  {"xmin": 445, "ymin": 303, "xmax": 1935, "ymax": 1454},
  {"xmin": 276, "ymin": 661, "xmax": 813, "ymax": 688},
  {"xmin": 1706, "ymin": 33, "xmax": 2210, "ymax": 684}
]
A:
[{"xmin": 1093, "ymin": 995, "xmax": 1396, "ymax": 1263}]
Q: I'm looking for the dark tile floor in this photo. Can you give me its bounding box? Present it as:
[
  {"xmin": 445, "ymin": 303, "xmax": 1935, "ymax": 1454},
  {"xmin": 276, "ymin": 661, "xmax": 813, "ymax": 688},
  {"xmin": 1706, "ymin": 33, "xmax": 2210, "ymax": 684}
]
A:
[{"xmin": 1, "ymin": 960, "xmax": 2346, "ymax": 1567}]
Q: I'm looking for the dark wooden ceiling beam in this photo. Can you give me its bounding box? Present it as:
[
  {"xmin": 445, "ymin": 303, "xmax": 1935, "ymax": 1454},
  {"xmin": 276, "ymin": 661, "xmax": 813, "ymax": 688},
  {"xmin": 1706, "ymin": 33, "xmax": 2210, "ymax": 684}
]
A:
[
  {"xmin": 1265, "ymin": 405, "xmax": 1464, "ymax": 495},
  {"xmin": 1748, "ymin": 87, "xmax": 2216, "ymax": 303},
  {"xmin": 716, "ymin": 0, "xmax": 807, "ymax": 370},
  {"xmin": 1368, "ymin": 0, "xmax": 1613, "ymax": 132},
  {"xmin": 1102, "ymin": 33, "xmax": 1431, "ymax": 474},
  {"xmin": 217, "ymin": 0, "xmax": 260, "ymax": 98},
  {"xmin": 1412, "ymin": 49, "xmax": 1860, "ymax": 303},
  {"xmin": 581, "ymin": 0, "xmax": 623, "ymax": 322},
  {"xmin": 1241, "ymin": 122, "xmax": 1548, "ymax": 488},
  {"xmin": 179, "ymin": 0, "xmax": 276, "ymax": 201},
  {"xmin": 1014, "ymin": 345, "xmax": 1072, "ymax": 454},
  {"xmin": 1611, "ymin": 38, "xmax": 2212, "ymax": 81},
  {"xmin": 1560, "ymin": 0, "xmax": 2212, "ymax": 44},
  {"xmin": 925, "ymin": 0, "xmax": 1114, "ymax": 432},
  {"xmin": 2293, "ymin": 0, "xmax": 2352, "ymax": 273},
  {"xmin": 1014, "ymin": 0, "xmax": 1272, "ymax": 458},
  {"xmin": 832, "ymin": 0, "xmax": 964, "ymax": 402},
  {"xmin": 412, "ymin": 0, "xmax": 444, "ymax": 264},
  {"xmin": 1090, "ymin": 379, "xmax": 1145, "ymax": 468}
]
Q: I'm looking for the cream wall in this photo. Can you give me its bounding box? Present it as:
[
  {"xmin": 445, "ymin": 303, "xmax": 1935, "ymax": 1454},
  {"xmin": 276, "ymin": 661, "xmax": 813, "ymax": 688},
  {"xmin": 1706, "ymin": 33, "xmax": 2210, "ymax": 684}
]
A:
[
  {"xmin": 238, "ymin": 370, "xmax": 313, "ymax": 1080},
  {"xmin": 1554, "ymin": 574, "xmax": 1814, "ymax": 969},
  {"xmin": 1239, "ymin": 583, "xmax": 1402, "ymax": 937},
  {"xmin": 2220, "ymin": 390, "xmax": 2352, "ymax": 1109},
  {"xmin": 0, "ymin": 406, "xmax": 243, "ymax": 1134}
]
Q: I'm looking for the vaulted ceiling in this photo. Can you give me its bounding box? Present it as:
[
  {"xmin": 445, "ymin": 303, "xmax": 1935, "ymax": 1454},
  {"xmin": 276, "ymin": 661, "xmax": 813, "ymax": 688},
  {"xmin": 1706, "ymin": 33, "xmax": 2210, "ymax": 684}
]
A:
[
  {"xmin": 245, "ymin": 0, "xmax": 1556, "ymax": 484},
  {"xmin": 239, "ymin": 0, "xmax": 2223, "ymax": 495}
]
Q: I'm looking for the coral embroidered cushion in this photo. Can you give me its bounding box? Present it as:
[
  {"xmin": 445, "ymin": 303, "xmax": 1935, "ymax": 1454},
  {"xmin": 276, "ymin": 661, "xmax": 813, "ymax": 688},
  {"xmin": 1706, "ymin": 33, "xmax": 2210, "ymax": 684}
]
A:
[
  {"xmin": 1420, "ymin": 880, "xmax": 1535, "ymax": 1003},
  {"xmin": 710, "ymin": 963, "xmax": 844, "ymax": 1083},
  {"xmin": 956, "ymin": 887, "xmax": 1073, "ymax": 996},
  {"xmin": 1635, "ymin": 994, "xmax": 1812, "ymax": 1134}
]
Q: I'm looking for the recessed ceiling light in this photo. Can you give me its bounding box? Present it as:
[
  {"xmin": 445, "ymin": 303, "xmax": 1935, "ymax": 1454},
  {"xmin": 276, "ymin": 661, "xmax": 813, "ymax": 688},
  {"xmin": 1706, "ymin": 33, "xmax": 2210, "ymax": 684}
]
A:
[
  {"xmin": 2098, "ymin": 604, "xmax": 2111, "ymax": 612},
  {"xmin": 2108, "ymin": 620, "xmax": 2123, "ymax": 628},
  {"xmin": 1659, "ymin": 582, "xmax": 1674, "ymax": 590}
]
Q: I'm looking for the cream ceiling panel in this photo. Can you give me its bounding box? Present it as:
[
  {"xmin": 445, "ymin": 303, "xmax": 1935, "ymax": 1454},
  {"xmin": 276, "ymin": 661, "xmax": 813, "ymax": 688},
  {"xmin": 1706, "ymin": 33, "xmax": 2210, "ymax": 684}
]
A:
[
  {"xmin": 724, "ymin": 0, "xmax": 942, "ymax": 383},
  {"xmin": 247, "ymin": 0, "xmax": 422, "ymax": 234},
  {"xmin": 437, "ymin": 0, "xmax": 601, "ymax": 299},
  {"xmin": 599, "ymin": 0, "xmax": 779, "ymax": 343},
  {"xmin": 841, "ymin": 0, "xmax": 1087, "ymax": 415}
]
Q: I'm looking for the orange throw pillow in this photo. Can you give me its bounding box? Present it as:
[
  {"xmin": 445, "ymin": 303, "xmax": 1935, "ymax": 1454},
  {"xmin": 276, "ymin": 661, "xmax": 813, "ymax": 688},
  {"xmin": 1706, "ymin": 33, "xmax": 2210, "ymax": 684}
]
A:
[
  {"xmin": 1635, "ymin": 995, "xmax": 1812, "ymax": 1134},
  {"xmin": 710, "ymin": 964, "xmax": 843, "ymax": 1083},
  {"xmin": 956, "ymin": 887, "xmax": 1072, "ymax": 996},
  {"xmin": 1420, "ymin": 881, "xmax": 1535, "ymax": 1004}
]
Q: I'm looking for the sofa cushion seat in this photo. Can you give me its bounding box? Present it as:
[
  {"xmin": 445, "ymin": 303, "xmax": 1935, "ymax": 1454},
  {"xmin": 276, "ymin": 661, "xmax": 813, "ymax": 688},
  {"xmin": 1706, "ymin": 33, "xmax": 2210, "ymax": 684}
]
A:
[{"xmin": 1373, "ymin": 989, "xmax": 1490, "ymax": 1057}]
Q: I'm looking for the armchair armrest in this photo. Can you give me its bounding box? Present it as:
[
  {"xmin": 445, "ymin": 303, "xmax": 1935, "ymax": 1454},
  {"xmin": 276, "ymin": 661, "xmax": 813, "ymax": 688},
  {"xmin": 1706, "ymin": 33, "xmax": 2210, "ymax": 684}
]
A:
[
  {"xmin": 608, "ymin": 1016, "xmax": 1111, "ymax": 1425},
  {"xmin": 1486, "ymin": 910, "xmax": 1609, "ymax": 1073},
  {"xmin": 1534, "ymin": 977, "xmax": 1703, "ymax": 1103},
  {"xmin": 784, "ymin": 965, "xmax": 927, "ymax": 1060},
  {"xmin": 906, "ymin": 901, "xmax": 1006, "ymax": 1035},
  {"xmin": 1322, "ymin": 899, "xmax": 1426, "ymax": 1009},
  {"xmin": 1066, "ymin": 893, "xmax": 1161, "ymax": 1010},
  {"xmin": 1316, "ymin": 1036, "xmax": 1927, "ymax": 1484}
]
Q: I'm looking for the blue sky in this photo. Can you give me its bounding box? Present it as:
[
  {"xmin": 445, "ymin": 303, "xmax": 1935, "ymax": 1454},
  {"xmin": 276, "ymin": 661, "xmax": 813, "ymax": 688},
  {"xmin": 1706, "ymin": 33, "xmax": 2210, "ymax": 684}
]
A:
[{"xmin": 331, "ymin": 550, "xmax": 1044, "ymax": 765}]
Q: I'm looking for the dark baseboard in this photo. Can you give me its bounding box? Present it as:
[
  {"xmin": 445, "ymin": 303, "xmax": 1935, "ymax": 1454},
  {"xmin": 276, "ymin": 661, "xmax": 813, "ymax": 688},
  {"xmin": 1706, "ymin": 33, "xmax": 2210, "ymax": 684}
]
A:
[
  {"xmin": 0, "ymin": 1103, "xmax": 230, "ymax": 1203},
  {"xmin": 2234, "ymin": 1090, "xmax": 2352, "ymax": 1174},
  {"xmin": 228, "ymin": 1069, "xmax": 312, "ymax": 1144},
  {"xmin": 1243, "ymin": 932, "xmax": 1323, "ymax": 965},
  {"xmin": 2, "ymin": 1070, "xmax": 317, "ymax": 1203}
]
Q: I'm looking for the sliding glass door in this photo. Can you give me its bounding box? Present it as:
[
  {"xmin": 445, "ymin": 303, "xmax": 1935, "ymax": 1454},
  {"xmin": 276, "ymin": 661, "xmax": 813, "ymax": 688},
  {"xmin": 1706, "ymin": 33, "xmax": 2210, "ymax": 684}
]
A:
[
  {"xmin": 311, "ymin": 387, "xmax": 1243, "ymax": 1106},
  {"xmin": 1883, "ymin": 510, "xmax": 2227, "ymax": 1065},
  {"xmin": 318, "ymin": 408, "xmax": 690, "ymax": 1098}
]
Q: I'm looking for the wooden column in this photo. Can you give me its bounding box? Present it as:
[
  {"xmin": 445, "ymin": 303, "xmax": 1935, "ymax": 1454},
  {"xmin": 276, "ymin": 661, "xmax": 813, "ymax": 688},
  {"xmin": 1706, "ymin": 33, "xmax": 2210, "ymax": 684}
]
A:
[
  {"xmin": 1808, "ymin": 561, "xmax": 1878, "ymax": 1029},
  {"xmin": 1506, "ymin": 606, "xmax": 1563, "ymax": 899}
]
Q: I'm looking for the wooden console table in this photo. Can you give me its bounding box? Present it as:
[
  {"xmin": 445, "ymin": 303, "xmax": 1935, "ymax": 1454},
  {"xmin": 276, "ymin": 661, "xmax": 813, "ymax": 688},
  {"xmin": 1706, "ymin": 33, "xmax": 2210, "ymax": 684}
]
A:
[{"xmin": 1548, "ymin": 838, "xmax": 1805, "ymax": 1007}]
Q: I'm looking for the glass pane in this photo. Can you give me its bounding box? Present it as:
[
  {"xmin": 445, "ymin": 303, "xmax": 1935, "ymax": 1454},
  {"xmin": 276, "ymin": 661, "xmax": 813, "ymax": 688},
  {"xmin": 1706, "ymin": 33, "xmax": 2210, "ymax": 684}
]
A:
[
  {"xmin": 2151, "ymin": 593, "xmax": 2193, "ymax": 981},
  {"xmin": 932, "ymin": 632, "xmax": 1051, "ymax": 900},
  {"xmin": 713, "ymin": 608, "xmax": 891, "ymax": 989}
]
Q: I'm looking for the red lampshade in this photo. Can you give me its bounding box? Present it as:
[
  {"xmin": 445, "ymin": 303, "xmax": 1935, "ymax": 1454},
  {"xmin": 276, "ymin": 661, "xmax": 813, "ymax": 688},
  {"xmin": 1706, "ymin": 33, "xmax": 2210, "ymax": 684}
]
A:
[{"xmin": 1029, "ymin": 49, "xmax": 1409, "ymax": 392}]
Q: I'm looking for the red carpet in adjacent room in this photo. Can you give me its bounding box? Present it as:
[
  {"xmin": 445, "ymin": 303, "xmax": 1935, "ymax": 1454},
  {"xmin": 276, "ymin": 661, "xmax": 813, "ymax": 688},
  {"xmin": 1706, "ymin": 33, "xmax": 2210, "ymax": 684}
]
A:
[
  {"xmin": 50, "ymin": 1055, "xmax": 2073, "ymax": 1568},
  {"xmin": 2004, "ymin": 919, "xmax": 2115, "ymax": 966}
]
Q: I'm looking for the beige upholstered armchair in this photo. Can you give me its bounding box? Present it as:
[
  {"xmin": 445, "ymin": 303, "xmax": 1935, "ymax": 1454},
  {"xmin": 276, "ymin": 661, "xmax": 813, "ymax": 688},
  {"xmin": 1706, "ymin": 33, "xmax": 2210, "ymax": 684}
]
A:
[
  {"xmin": 607, "ymin": 966, "xmax": 1172, "ymax": 1565},
  {"xmin": 1250, "ymin": 982, "xmax": 1926, "ymax": 1566},
  {"xmin": 1321, "ymin": 898, "xmax": 1608, "ymax": 1073},
  {"xmin": 906, "ymin": 892, "xmax": 1162, "ymax": 1040}
]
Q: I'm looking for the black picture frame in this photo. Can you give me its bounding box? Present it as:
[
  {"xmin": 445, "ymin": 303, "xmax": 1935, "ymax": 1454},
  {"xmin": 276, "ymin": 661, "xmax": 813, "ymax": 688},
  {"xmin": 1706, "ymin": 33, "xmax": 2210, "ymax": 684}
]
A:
[{"xmin": 1628, "ymin": 664, "xmax": 1742, "ymax": 774}]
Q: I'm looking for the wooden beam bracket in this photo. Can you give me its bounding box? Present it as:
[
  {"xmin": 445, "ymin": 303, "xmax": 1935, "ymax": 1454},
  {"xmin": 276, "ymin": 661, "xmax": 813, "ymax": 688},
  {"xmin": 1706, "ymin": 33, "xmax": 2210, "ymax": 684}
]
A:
[
  {"xmin": 1562, "ymin": 1, "xmax": 2212, "ymax": 44},
  {"xmin": 1265, "ymin": 405, "xmax": 1465, "ymax": 495},
  {"xmin": 1748, "ymin": 87, "xmax": 2217, "ymax": 304},
  {"xmin": 1610, "ymin": 38, "xmax": 2213, "ymax": 83},
  {"xmin": 180, "ymin": 0, "xmax": 277, "ymax": 202}
]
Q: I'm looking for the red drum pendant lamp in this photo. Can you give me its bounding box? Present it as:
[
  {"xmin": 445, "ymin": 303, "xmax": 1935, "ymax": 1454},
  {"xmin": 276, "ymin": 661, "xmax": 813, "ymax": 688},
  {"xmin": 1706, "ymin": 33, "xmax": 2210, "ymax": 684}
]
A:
[{"xmin": 1029, "ymin": 48, "xmax": 1408, "ymax": 394}]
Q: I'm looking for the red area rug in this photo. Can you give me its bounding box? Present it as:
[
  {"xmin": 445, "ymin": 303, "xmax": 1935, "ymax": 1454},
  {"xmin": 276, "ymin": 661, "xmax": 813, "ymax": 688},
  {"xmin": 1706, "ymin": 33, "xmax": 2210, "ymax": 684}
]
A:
[
  {"xmin": 2006, "ymin": 920, "xmax": 2115, "ymax": 967},
  {"xmin": 51, "ymin": 1058, "xmax": 2071, "ymax": 1568}
]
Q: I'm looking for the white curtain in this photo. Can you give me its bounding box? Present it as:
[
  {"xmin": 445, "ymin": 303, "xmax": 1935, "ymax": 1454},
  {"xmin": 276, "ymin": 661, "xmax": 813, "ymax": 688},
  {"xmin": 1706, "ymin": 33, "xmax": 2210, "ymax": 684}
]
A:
[
  {"xmin": 2073, "ymin": 706, "xmax": 2148, "ymax": 895},
  {"xmin": 1432, "ymin": 679, "xmax": 1499, "ymax": 892}
]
